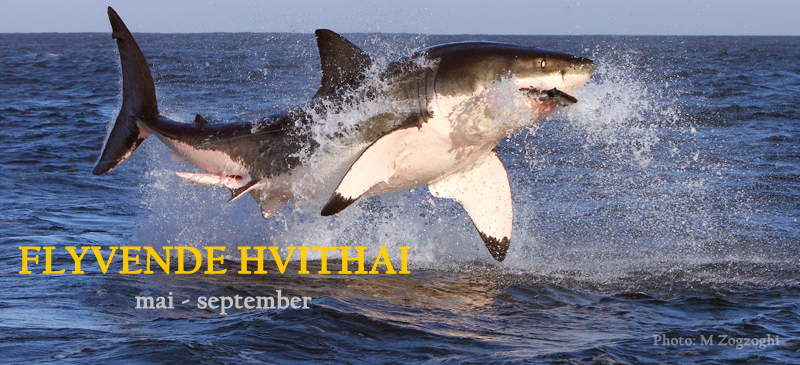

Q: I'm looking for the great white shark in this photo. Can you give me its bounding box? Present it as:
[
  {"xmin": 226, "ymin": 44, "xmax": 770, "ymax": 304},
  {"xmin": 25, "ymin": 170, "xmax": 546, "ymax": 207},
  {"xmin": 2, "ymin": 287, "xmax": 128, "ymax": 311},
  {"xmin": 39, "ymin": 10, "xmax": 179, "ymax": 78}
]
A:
[{"xmin": 94, "ymin": 7, "xmax": 594, "ymax": 262}]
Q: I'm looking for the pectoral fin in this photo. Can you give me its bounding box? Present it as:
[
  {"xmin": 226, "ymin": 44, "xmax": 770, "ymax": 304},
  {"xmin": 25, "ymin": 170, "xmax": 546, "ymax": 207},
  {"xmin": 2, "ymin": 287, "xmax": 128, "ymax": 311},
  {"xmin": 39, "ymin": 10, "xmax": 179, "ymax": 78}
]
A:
[
  {"xmin": 321, "ymin": 126, "xmax": 418, "ymax": 216},
  {"xmin": 428, "ymin": 151, "xmax": 513, "ymax": 262}
]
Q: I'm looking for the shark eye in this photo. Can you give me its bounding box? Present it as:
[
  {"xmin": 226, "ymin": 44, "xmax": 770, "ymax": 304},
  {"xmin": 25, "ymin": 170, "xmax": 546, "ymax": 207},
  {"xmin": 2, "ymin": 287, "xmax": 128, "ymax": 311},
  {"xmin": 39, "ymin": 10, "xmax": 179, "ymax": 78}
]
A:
[{"xmin": 540, "ymin": 59, "xmax": 547, "ymax": 68}]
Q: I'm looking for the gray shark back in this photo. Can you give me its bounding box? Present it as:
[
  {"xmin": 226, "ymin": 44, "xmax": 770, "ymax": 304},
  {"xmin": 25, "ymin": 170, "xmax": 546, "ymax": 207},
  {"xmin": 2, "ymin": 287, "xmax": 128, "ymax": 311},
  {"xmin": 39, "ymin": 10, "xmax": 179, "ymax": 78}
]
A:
[
  {"xmin": 94, "ymin": 16, "xmax": 403, "ymax": 179},
  {"xmin": 94, "ymin": 8, "xmax": 312, "ymax": 180}
]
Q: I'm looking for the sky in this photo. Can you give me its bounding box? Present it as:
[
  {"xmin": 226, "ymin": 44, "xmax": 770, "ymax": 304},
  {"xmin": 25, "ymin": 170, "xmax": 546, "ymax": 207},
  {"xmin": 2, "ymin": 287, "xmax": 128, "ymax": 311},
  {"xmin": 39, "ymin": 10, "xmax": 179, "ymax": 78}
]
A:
[{"xmin": 1, "ymin": 0, "xmax": 798, "ymax": 35}]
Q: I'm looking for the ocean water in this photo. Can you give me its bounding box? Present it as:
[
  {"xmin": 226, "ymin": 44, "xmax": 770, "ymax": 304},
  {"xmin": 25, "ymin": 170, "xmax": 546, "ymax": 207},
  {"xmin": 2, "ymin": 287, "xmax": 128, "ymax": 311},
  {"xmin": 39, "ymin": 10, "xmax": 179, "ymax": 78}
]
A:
[{"xmin": 1, "ymin": 32, "xmax": 798, "ymax": 363}]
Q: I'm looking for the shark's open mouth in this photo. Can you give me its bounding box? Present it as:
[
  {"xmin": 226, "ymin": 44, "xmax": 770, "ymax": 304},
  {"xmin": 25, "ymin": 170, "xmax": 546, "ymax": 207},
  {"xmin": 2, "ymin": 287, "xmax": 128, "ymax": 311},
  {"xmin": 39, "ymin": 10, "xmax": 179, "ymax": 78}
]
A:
[{"xmin": 519, "ymin": 87, "xmax": 578, "ymax": 107}]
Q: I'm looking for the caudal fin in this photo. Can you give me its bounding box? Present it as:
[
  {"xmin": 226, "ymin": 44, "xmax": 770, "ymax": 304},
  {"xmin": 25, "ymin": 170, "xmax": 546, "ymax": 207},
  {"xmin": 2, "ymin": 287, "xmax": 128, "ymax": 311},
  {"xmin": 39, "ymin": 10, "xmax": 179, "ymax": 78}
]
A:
[{"xmin": 92, "ymin": 7, "xmax": 158, "ymax": 175}]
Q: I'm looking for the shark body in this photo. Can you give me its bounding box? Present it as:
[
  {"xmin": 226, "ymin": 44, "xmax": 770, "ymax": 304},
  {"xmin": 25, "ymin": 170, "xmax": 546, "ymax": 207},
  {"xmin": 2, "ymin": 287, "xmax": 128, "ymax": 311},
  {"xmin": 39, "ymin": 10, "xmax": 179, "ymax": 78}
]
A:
[{"xmin": 94, "ymin": 7, "xmax": 594, "ymax": 261}]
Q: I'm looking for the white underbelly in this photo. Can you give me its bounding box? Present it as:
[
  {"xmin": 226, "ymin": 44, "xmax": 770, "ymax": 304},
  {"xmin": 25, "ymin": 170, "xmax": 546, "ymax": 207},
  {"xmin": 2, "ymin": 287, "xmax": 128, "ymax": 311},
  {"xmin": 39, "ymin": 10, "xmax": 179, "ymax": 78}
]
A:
[{"xmin": 366, "ymin": 113, "xmax": 495, "ymax": 197}]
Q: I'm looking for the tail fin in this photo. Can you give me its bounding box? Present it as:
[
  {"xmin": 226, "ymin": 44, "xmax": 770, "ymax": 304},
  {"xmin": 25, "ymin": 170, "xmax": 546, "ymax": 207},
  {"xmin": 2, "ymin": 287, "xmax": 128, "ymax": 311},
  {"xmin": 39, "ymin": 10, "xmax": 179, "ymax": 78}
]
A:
[{"xmin": 92, "ymin": 7, "xmax": 158, "ymax": 175}]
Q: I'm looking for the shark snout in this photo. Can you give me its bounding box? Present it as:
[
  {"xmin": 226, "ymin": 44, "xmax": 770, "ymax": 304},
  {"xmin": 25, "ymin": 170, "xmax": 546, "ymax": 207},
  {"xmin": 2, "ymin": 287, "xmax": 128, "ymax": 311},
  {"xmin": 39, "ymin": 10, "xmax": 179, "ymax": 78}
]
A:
[
  {"xmin": 571, "ymin": 56, "xmax": 595, "ymax": 76},
  {"xmin": 558, "ymin": 56, "xmax": 594, "ymax": 93}
]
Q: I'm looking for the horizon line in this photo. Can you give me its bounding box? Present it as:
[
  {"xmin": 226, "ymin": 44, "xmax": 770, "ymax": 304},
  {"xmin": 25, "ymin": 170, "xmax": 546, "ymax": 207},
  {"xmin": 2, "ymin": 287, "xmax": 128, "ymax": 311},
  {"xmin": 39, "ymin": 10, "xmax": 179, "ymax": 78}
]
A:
[{"xmin": 2, "ymin": 31, "xmax": 798, "ymax": 37}]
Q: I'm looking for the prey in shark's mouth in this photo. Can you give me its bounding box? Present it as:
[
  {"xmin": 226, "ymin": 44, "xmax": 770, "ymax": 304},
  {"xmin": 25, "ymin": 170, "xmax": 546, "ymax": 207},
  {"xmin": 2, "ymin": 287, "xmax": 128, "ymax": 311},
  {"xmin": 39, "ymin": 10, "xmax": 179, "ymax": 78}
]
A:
[
  {"xmin": 520, "ymin": 87, "xmax": 579, "ymax": 107},
  {"xmin": 94, "ymin": 7, "xmax": 594, "ymax": 262}
]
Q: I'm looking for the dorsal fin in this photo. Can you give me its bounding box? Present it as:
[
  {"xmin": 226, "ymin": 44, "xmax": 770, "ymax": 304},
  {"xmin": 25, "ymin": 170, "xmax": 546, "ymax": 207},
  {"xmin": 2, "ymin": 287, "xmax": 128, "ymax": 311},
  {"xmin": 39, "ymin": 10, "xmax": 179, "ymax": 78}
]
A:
[
  {"xmin": 314, "ymin": 29, "xmax": 372, "ymax": 98},
  {"xmin": 193, "ymin": 114, "xmax": 208, "ymax": 125}
]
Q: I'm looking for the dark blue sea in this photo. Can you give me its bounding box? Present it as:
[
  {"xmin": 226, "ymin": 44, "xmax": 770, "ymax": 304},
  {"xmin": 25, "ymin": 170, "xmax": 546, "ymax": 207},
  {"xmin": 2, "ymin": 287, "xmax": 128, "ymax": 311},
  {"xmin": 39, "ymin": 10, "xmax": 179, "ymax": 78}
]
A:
[{"xmin": 1, "ymin": 32, "xmax": 798, "ymax": 363}]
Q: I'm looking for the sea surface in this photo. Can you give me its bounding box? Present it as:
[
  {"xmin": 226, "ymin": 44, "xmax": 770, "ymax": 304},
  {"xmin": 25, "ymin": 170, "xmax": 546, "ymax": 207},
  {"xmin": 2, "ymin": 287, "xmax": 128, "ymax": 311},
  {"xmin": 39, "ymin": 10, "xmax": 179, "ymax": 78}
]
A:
[{"xmin": 0, "ymin": 32, "xmax": 798, "ymax": 363}]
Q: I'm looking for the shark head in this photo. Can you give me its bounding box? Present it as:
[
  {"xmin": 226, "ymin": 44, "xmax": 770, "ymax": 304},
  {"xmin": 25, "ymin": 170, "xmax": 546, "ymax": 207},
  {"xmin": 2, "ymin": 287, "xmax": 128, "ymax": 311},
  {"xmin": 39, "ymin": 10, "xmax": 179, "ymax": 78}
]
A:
[
  {"xmin": 427, "ymin": 42, "xmax": 594, "ymax": 98},
  {"xmin": 398, "ymin": 42, "xmax": 595, "ymax": 140}
]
